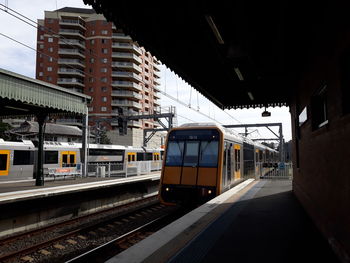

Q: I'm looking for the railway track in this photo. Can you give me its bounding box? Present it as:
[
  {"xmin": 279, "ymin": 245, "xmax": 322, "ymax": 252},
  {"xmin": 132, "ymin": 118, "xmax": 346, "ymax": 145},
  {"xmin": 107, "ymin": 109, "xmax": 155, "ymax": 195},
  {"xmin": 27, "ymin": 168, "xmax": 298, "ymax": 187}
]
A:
[{"xmin": 0, "ymin": 196, "xmax": 181, "ymax": 263}]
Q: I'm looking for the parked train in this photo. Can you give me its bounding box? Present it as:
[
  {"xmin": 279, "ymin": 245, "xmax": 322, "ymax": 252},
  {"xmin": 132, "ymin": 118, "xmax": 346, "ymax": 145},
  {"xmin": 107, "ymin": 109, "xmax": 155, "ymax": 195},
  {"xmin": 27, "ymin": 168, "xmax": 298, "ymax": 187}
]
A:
[
  {"xmin": 159, "ymin": 123, "xmax": 279, "ymax": 205},
  {"xmin": 0, "ymin": 138, "xmax": 163, "ymax": 181}
]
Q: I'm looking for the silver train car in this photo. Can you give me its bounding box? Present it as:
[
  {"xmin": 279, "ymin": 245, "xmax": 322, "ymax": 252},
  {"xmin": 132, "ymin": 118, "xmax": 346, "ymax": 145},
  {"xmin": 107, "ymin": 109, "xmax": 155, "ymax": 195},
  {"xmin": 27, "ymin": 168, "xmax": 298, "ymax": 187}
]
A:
[{"xmin": 0, "ymin": 139, "xmax": 163, "ymax": 181}]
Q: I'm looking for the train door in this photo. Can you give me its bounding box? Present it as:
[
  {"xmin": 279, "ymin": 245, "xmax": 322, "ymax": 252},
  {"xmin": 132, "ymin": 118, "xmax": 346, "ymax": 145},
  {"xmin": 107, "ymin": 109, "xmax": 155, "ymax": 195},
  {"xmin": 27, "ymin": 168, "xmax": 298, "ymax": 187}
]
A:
[
  {"xmin": 153, "ymin": 152, "xmax": 160, "ymax": 161},
  {"xmin": 255, "ymin": 149, "xmax": 260, "ymax": 177},
  {"xmin": 222, "ymin": 142, "xmax": 231, "ymax": 189},
  {"xmin": 234, "ymin": 144, "xmax": 241, "ymax": 180},
  {"xmin": 226, "ymin": 143, "xmax": 232, "ymax": 186},
  {"xmin": 61, "ymin": 151, "xmax": 77, "ymax": 167},
  {"xmin": 0, "ymin": 150, "xmax": 10, "ymax": 176},
  {"xmin": 127, "ymin": 152, "xmax": 136, "ymax": 162}
]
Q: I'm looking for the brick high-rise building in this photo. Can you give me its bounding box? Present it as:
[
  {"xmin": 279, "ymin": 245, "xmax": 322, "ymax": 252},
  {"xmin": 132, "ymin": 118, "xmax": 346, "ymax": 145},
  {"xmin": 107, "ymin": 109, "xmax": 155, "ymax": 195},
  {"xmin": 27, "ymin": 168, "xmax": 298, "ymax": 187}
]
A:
[{"xmin": 36, "ymin": 7, "xmax": 162, "ymax": 146}]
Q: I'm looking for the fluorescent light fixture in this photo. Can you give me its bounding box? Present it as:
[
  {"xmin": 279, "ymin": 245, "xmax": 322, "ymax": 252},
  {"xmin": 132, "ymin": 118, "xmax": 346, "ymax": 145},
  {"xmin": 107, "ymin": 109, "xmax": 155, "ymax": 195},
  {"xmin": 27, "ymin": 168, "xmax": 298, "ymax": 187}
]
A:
[
  {"xmin": 4, "ymin": 106, "xmax": 29, "ymax": 112},
  {"xmin": 234, "ymin": 67, "xmax": 244, "ymax": 81},
  {"xmin": 205, "ymin": 15, "xmax": 225, "ymax": 44},
  {"xmin": 247, "ymin": 91, "xmax": 254, "ymax": 101}
]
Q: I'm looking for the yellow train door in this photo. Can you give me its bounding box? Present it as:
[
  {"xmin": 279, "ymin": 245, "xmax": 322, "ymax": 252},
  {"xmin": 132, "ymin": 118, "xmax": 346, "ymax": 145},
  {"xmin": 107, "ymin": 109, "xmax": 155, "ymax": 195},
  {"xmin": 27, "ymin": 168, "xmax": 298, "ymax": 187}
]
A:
[
  {"xmin": 234, "ymin": 144, "xmax": 241, "ymax": 180},
  {"xmin": 61, "ymin": 151, "xmax": 77, "ymax": 167},
  {"xmin": 0, "ymin": 150, "xmax": 10, "ymax": 176},
  {"xmin": 127, "ymin": 152, "xmax": 136, "ymax": 162}
]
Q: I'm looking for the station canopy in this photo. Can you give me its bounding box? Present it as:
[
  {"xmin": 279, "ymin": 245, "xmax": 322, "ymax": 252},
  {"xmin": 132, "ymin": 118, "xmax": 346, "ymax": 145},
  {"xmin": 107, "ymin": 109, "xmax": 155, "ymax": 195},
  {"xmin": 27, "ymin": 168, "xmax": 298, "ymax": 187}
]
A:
[
  {"xmin": 0, "ymin": 68, "xmax": 90, "ymax": 118},
  {"xmin": 84, "ymin": 0, "xmax": 345, "ymax": 109}
]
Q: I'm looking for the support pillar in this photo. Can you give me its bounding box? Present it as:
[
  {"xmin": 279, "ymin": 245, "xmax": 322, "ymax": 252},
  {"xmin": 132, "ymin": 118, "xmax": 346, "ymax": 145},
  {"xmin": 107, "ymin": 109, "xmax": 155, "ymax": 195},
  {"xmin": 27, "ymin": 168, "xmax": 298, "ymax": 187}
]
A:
[
  {"xmin": 81, "ymin": 110, "xmax": 88, "ymax": 177},
  {"xmin": 35, "ymin": 113, "xmax": 47, "ymax": 186}
]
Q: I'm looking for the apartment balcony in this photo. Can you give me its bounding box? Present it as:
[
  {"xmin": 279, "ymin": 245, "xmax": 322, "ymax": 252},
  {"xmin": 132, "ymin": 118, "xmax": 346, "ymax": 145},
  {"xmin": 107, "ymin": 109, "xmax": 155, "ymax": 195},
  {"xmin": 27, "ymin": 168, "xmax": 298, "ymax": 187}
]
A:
[
  {"xmin": 153, "ymin": 79, "xmax": 160, "ymax": 86},
  {"xmin": 111, "ymin": 90, "xmax": 142, "ymax": 100},
  {"xmin": 153, "ymin": 85, "xmax": 161, "ymax": 92},
  {"xmin": 154, "ymin": 100, "xmax": 160, "ymax": 106},
  {"xmin": 153, "ymin": 63, "xmax": 161, "ymax": 72},
  {"xmin": 59, "ymin": 29, "xmax": 85, "ymax": 39},
  {"xmin": 154, "ymin": 91, "xmax": 161, "ymax": 99},
  {"xmin": 111, "ymin": 99, "xmax": 141, "ymax": 109},
  {"xmin": 58, "ymin": 58, "xmax": 85, "ymax": 68},
  {"xmin": 58, "ymin": 68, "xmax": 85, "ymax": 77},
  {"xmin": 153, "ymin": 70, "xmax": 161, "ymax": 78},
  {"xmin": 59, "ymin": 48, "xmax": 85, "ymax": 59},
  {"xmin": 59, "ymin": 39, "xmax": 85, "ymax": 49},
  {"xmin": 111, "ymin": 81, "xmax": 142, "ymax": 92},
  {"xmin": 111, "ymin": 62, "xmax": 142, "ymax": 73},
  {"xmin": 112, "ymin": 42, "xmax": 142, "ymax": 55},
  {"xmin": 112, "ymin": 33, "xmax": 132, "ymax": 41},
  {"xmin": 57, "ymin": 77, "xmax": 84, "ymax": 87},
  {"xmin": 112, "ymin": 52, "xmax": 142, "ymax": 64},
  {"xmin": 111, "ymin": 71, "xmax": 142, "ymax": 82},
  {"xmin": 59, "ymin": 19, "xmax": 86, "ymax": 30}
]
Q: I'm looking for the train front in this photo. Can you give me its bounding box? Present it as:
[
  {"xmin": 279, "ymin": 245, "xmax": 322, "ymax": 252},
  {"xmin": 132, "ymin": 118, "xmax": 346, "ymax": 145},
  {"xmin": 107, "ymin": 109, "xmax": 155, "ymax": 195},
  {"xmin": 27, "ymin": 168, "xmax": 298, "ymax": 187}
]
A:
[{"xmin": 159, "ymin": 126, "xmax": 221, "ymax": 206}]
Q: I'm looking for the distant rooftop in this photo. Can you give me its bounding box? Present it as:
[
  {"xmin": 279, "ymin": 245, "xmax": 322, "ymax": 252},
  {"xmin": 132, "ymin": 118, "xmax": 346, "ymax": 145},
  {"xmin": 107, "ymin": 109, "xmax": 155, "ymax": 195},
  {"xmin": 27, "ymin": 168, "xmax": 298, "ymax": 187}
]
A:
[{"xmin": 54, "ymin": 7, "xmax": 96, "ymax": 14}]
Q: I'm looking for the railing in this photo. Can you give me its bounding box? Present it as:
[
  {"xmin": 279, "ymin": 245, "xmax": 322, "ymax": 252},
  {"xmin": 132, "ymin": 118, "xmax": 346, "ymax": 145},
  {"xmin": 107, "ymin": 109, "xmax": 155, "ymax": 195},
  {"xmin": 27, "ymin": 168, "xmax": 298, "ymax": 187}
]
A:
[
  {"xmin": 258, "ymin": 162, "xmax": 293, "ymax": 179},
  {"xmin": 86, "ymin": 161, "xmax": 162, "ymax": 178}
]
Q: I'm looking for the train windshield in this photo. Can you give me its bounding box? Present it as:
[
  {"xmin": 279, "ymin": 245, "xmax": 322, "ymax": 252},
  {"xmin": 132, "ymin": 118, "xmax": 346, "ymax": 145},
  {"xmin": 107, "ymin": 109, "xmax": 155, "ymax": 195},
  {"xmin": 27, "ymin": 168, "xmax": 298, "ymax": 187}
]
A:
[{"xmin": 165, "ymin": 129, "xmax": 220, "ymax": 167}]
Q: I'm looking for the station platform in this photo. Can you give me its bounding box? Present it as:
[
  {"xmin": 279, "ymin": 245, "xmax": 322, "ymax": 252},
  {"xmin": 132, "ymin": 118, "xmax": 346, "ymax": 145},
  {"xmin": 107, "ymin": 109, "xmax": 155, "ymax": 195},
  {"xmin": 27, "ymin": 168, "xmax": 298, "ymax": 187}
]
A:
[
  {"xmin": 110, "ymin": 179, "xmax": 339, "ymax": 263},
  {"xmin": 0, "ymin": 173, "xmax": 160, "ymax": 205}
]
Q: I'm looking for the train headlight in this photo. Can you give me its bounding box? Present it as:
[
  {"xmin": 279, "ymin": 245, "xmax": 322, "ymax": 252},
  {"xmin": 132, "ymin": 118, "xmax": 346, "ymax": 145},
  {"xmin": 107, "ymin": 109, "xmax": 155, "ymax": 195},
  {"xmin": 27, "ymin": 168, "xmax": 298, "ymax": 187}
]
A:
[
  {"xmin": 208, "ymin": 190, "xmax": 212, "ymax": 194},
  {"xmin": 165, "ymin": 187, "xmax": 170, "ymax": 192}
]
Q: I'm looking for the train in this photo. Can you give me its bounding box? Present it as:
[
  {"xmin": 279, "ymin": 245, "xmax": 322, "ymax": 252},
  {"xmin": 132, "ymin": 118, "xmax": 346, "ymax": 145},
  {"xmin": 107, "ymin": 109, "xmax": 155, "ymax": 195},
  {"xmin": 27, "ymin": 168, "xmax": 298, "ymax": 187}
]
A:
[
  {"xmin": 159, "ymin": 123, "xmax": 279, "ymax": 205},
  {"xmin": 0, "ymin": 138, "xmax": 163, "ymax": 181}
]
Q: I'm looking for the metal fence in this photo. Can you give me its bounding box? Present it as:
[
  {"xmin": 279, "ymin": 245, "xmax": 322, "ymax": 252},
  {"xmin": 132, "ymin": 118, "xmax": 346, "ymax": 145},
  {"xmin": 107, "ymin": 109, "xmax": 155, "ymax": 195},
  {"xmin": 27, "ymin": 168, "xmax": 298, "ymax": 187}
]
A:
[
  {"xmin": 87, "ymin": 161, "xmax": 162, "ymax": 178},
  {"xmin": 259, "ymin": 162, "xmax": 293, "ymax": 179}
]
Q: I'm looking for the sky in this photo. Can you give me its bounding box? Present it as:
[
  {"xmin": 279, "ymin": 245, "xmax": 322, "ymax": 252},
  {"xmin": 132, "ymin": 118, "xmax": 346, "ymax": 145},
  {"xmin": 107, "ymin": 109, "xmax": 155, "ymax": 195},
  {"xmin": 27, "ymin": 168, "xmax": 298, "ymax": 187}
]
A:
[{"xmin": 0, "ymin": 0, "xmax": 292, "ymax": 142}]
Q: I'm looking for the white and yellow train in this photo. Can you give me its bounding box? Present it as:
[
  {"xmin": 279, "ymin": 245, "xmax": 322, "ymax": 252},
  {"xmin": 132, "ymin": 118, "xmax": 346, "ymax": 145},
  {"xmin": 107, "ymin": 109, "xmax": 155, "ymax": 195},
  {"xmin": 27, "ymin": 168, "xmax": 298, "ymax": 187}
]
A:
[{"xmin": 0, "ymin": 139, "xmax": 163, "ymax": 181}]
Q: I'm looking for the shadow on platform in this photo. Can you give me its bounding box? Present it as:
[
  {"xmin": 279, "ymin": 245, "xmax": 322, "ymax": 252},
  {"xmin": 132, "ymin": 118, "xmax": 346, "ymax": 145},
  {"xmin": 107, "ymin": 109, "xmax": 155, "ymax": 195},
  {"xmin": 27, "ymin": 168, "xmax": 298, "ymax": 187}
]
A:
[{"xmin": 170, "ymin": 180, "xmax": 339, "ymax": 263}]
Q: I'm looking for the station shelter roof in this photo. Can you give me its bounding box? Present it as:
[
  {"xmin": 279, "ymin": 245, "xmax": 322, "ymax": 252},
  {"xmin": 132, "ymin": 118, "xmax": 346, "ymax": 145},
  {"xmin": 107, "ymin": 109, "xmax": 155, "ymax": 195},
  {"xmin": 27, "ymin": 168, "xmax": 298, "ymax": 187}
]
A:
[
  {"xmin": 83, "ymin": 0, "xmax": 346, "ymax": 109},
  {"xmin": 0, "ymin": 68, "xmax": 90, "ymax": 118}
]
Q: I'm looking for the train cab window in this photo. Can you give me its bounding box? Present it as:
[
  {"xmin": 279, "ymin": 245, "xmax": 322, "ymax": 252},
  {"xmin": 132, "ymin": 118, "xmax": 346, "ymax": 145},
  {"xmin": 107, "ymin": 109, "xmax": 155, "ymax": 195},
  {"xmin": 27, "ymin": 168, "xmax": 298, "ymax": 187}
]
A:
[
  {"xmin": 165, "ymin": 141, "xmax": 184, "ymax": 166},
  {"xmin": 199, "ymin": 141, "xmax": 218, "ymax": 167},
  {"xmin": 137, "ymin": 153, "xmax": 144, "ymax": 161},
  {"xmin": 183, "ymin": 141, "xmax": 199, "ymax": 167}
]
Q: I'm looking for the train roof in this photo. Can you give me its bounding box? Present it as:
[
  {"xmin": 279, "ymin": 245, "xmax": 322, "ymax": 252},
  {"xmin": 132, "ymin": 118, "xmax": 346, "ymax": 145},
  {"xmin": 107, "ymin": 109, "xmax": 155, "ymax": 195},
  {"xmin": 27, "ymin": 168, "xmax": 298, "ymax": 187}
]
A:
[{"xmin": 0, "ymin": 139, "xmax": 34, "ymax": 147}]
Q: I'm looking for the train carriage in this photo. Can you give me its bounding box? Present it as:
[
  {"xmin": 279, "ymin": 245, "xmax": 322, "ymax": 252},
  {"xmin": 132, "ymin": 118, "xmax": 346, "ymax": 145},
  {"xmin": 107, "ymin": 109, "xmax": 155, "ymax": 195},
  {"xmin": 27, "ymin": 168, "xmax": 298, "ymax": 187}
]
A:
[{"xmin": 159, "ymin": 123, "xmax": 279, "ymax": 206}]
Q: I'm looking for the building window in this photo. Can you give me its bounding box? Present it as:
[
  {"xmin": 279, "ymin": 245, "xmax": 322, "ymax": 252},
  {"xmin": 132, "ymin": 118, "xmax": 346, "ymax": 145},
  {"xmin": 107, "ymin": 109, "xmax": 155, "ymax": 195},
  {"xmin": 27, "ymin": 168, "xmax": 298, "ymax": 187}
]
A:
[
  {"xmin": 46, "ymin": 76, "xmax": 52, "ymax": 81},
  {"xmin": 101, "ymin": 58, "xmax": 108, "ymax": 63},
  {"xmin": 88, "ymin": 106, "xmax": 93, "ymax": 112},
  {"xmin": 102, "ymin": 48, "xmax": 108, "ymax": 54},
  {"xmin": 47, "ymin": 66, "xmax": 52, "ymax": 72},
  {"xmin": 90, "ymin": 39, "xmax": 95, "ymax": 45},
  {"xmin": 90, "ymin": 58, "xmax": 94, "ymax": 63},
  {"xmin": 48, "ymin": 57, "xmax": 53, "ymax": 62},
  {"xmin": 311, "ymin": 85, "xmax": 328, "ymax": 130},
  {"xmin": 101, "ymin": 39, "xmax": 108, "ymax": 44},
  {"xmin": 101, "ymin": 77, "xmax": 107, "ymax": 83},
  {"xmin": 48, "ymin": 37, "xmax": 53, "ymax": 42},
  {"xmin": 100, "ymin": 67, "xmax": 107, "ymax": 73},
  {"xmin": 40, "ymin": 35, "xmax": 44, "ymax": 40},
  {"xmin": 89, "ymin": 77, "xmax": 94, "ymax": 83},
  {"xmin": 101, "ymin": 30, "xmax": 108, "ymax": 35},
  {"xmin": 39, "ymin": 72, "xmax": 43, "ymax": 76},
  {"xmin": 88, "ymin": 87, "xmax": 94, "ymax": 92},
  {"xmin": 39, "ymin": 44, "xmax": 44, "ymax": 49},
  {"xmin": 91, "ymin": 30, "xmax": 95, "ymax": 35},
  {"xmin": 101, "ymin": 86, "xmax": 107, "ymax": 92},
  {"xmin": 102, "ymin": 97, "xmax": 107, "ymax": 102},
  {"xmin": 48, "ymin": 47, "xmax": 53, "ymax": 52},
  {"xmin": 101, "ymin": 106, "xmax": 107, "ymax": 112}
]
